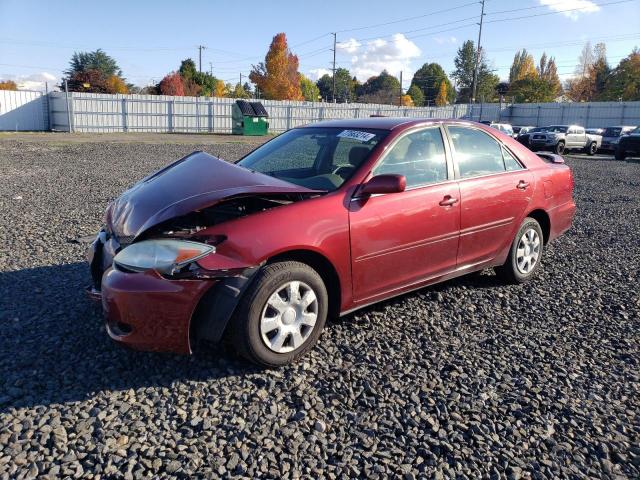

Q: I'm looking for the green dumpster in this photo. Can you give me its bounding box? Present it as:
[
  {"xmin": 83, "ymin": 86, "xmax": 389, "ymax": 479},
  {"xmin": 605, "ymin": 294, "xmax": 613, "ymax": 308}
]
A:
[{"xmin": 232, "ymin": 100, "xmax": 269, "ymax": 135}]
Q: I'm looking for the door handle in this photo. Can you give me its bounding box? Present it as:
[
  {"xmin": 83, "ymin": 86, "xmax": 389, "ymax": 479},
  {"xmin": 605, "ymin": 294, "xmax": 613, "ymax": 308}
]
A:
[
  {"xmin": 439, "ymin": 195, "xmax": 459, "ymax": 206},
  {"xmin": 517, "ymin": 180, "xmax": 530, "ymax": 190}
]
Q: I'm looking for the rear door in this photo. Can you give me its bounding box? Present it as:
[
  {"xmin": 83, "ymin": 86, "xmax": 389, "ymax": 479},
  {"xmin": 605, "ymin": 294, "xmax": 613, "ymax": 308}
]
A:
[
  {"xmin": 349, "ymin": 126, "xmax": 460, "ymax": 302},
  {"xmin": 445, "ymin": 125, "xmax": 534, "ymax": 267}
]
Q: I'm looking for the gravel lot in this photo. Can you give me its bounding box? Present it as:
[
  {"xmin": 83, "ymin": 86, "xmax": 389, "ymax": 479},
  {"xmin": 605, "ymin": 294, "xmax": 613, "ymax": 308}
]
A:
[{"xmin": 0, "ymin": 133, "xmax": 638, "ymax": 479}]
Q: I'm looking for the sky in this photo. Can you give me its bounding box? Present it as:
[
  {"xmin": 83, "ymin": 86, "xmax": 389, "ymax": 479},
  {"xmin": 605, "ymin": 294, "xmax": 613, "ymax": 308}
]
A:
[{"xmin": 1, "ymin": 0, "xmax": 639, "ymax": 92}]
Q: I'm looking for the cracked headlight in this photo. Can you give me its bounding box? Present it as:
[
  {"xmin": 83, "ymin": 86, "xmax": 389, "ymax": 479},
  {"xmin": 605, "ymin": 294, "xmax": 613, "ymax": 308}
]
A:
[{"xmin": 114, "ymin": 239, "xmax": 214, "ymax": 275}]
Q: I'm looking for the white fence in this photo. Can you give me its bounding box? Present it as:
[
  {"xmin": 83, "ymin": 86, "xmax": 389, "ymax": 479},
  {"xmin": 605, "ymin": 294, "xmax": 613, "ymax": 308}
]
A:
[
  {"xmin": 48, "ymin": 92, "xmax": 502, "ymax": 133},
  {"xmin": 1, "ymin": 90, "xmax": 639, "ymax": 133},
  {"xmin": 0, "ymin": 90, "xmax": 48, "ymax": 131}
]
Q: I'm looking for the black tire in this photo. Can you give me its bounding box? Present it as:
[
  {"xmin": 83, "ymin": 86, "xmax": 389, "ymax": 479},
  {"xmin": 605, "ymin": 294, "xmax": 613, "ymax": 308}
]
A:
[
  {"xmin": 496, "ymin": 217, "xmax": 544, "ymax": 284},
  {"xmin": 614, "ymin": 147, "xmax": 626, "ymax": 160},
  {"xmin": 228, "ymin": 261, "xmax": 328, "ymax": 367},
  {"xmin": 585, "ymin": 142, "xmax": 597, "ymax": 156},
  {"xmin": 554, "ymin": 141, "xmax": 565, "ymax": 155}
]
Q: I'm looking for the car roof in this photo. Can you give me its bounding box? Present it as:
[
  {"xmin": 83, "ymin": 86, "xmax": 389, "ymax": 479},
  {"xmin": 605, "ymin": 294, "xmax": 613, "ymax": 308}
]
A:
[{"xmin": 299, "ymin": 117, "xmax": 479, "ymax": 131}]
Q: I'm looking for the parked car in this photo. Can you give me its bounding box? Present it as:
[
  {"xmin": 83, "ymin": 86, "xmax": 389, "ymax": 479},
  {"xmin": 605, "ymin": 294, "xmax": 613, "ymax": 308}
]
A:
[
  {"xmin": 513, "ymin": 125, "xmax": 535, "ymax": 136},
  {"xmin": 517, "ymin": 127, "xmax": 547, "ymax": 147},
  {"xmin": 614, "ymin": 126, "xmax": 640, "ymax": 160},
  {"xmin": 529, "ymin": 125, "xmax": 601, "ymax": 155},
  {"xmin": 600, "ymin": 126, "xmax": 636, "ymax": 153},
  {"xmin": 490, "ymin": 123, "xmax": 515, "ymax": 137},
  {"xmin": 586, "ymin": 128, "xmax": 604, "ymax": 136},
  {"xmin": 87, "ymin": 119, "xmax": 576, "ymax": 366}
]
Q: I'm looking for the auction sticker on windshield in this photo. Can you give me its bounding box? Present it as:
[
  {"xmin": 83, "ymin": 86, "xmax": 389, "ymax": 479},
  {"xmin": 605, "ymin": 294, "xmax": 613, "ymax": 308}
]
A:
[{"xmin": 337, "ymin": 130, "xmax": 377, "ymax": 142}]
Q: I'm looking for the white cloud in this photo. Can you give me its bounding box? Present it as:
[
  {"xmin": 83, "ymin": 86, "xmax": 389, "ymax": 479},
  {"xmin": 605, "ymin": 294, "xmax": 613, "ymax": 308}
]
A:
[
  {"xmin": 1, "ymin": 72, "xmax": 58, "ymax": 91},
  {"xmin": 539, "ymin": 0, "xmax": 600, "ymax": 20},
  {"xmin": 307, "ymin": 68, "xmax": 332, "ymax": 80},
  {"xmin": 434, "ymin": 36, "xmax": 458, "ymax": 45},
  {"xmin": 337, "ymin": 33, "xmax": 421, "ymax": 81}
]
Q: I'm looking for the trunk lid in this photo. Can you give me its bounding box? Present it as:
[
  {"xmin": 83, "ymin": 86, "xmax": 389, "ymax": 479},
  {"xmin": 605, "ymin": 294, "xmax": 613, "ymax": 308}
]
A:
[{"xmin": 106, "ymin": 151, "xmax": 318, "ymax": 239}]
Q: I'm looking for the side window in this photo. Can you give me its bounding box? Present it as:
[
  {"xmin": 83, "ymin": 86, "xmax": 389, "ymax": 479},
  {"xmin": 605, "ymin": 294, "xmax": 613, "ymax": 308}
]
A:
[
  {"xmin": 576, "ymin": 127, "xmax": 585, "ymax": 135},
  {"xmin": 502, "ymin": 147, "xmax": 523, "ymax": 171},
  {"xmin": 372, "ymin": 127, "xmax": 448, "ymax": 189},
  {"xmin": 448, "ymin": 126, "xmax": 506, "ymax": 178}
]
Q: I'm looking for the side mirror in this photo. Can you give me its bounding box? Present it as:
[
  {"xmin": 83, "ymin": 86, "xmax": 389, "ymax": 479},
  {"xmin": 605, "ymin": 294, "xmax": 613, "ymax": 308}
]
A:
[{"xmin": 360, "ymin": 174, "xmax": 406, "ymax": 195}]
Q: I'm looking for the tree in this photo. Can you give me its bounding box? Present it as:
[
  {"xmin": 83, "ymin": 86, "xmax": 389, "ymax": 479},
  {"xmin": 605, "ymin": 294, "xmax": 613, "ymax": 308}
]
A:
[
  {"xmin": 179, "ymin": 59, "xmax": 197, "ymax": 81},
  {"xmin": 451, "ymin": 40, "xmax": 498, "ymax": 103},
  {"xmin": 65, "ymin": 49, "xmax": 123, "ymax": 78},
  {"xmin": 401, "ymin": 95, "xmax": 414, "ymax": 107},
  {"xmin": 435, "ymin": 81, "xmax": 449, "ymax": 106},
  {"xmin": 316, "ymin": 68, "xmax": 356, "ymax": 102},
  {"xmin": 602, "ymin": 48, "xmax": 640, "ymax": 100},
  {"xmin": 410, "ymin": 63, "xmax": 454, "ymax": 105},
  {"xmin": 228, "ymin": 82, "xmax": 250, "ymax": 99},
  {"xmin": 243, "ymin": 82, "xmax": 253, "ymax": 96},
  {"xmin": 213, "ymin": 80, "xmax": 227, "ymax": 97},
  {"xmin": 300, "ymin": 74, "xmax": 320, "ymax": 102},
  {"xmin": 566, "ymin": 42, "xmax": 612, "ymax": 101},
  {"xmin": 159, "ymin": 72, "xmax": 185, "ymax": 96},
  {"xmin": 250, "ymin": 33, "xmax": 303, "ymax": 100},
  {"xmin": 357, "ymin": 70, "xmax": 401, "ymax": 104},
  {"xmin": 406, "ymin": 84, "xmax": 424, "ymax": 106},
  {"xmin": 62, "ymin": 49, "xmax": 128, "ymax": 93},
  {"xmin": 105, "ymin": 75, "xmax": 129, "ymax": 94},
  {"xmin": 509, "ymin": 50, "xmax": 537, "ymax": 83},
  {"xmin": 0, "ymin": 80, "xmax": 17, "ymax": 90},
  {"xmin": 538, "ymin": 53, "xmax": 562, "ymax": 97}
]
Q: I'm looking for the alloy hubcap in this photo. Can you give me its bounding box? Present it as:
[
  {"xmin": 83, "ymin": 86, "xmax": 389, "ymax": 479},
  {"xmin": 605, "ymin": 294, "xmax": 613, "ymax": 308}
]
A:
[
  {"xmin": 260, "ymin": 281, "xmax": 318, "ymax": 353},
  {"xmin": 516, "ymin": 228, "xmax": 541, "ymax": 274}
]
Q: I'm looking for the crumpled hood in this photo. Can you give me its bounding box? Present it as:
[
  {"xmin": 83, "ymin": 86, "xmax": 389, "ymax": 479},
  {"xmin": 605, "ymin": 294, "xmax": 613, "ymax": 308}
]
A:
[{"xmin": 106, "ymin": 151, "xmax": 317, "ymax": 239}]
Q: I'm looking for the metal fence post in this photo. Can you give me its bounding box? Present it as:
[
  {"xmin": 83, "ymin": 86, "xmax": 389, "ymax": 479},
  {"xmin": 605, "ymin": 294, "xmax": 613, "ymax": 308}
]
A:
[
  {"xmin": 121, "ymin": 98, "xmax": 128, "ymax": 132},
  {"xmin": 560, "ymin": 104, "xmax": 566, "ymax": 124},
  {"xmin": 208, "ymin": 101, "xmax": 213, "ymax": 133},
  {"xmin": 536, "ymin": 105, "xmax": 541, "ymax": 126},
  {"xmin": 168, "ymin": 100, "xmax": 174, "ymax": 133},
  {"xmin": 319, "ymin": 106, "xmax": 325, "ymax": 121},
  {"xmin": 64, "ymin": 80, "xmax": 73, "ymax": 133},
  {"xmin": 286, "ymin": 106, "xmax": 292, "ymax": 130},
  {"xmin": 620, "ymin": 103, "xmax": 626, "ymax": 124},
  {"xmin": 585, "ymin": 104, "xmax": 591, "ymax": 128}
]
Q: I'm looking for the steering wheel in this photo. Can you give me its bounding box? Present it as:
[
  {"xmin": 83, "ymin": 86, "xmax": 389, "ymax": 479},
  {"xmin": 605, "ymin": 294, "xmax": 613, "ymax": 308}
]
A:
[{"xmin": 332, "ymin": 164, "xmax": 356, "ymax": 177}]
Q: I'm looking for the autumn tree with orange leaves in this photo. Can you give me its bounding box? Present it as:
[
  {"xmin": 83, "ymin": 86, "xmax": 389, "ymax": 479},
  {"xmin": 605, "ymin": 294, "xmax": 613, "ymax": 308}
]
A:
[{"xmin": 250, "ymin": 33, "xmax": 303, "ymax": 100}]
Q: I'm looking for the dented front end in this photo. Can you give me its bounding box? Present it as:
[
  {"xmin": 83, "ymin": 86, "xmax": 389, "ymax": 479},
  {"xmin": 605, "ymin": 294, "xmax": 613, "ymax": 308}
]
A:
[{"xmin": 87, "ymin": 151, "xmax": 319, "ymax": 354}]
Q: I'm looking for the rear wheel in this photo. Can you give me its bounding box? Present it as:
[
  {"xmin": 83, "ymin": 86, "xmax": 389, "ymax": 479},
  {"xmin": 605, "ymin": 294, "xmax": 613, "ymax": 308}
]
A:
[
  {"xmin": 585, "ymin": 142, "xmax": 597, "ymax": 155},
  {"xmin": 229, "ymin": 261, "xmax": 328, "ymax": 367},
  {"xmin": 496, "ymin": 218, "xmax": 544, "ymax": 284},
  {"xmin": 614, "ymin": 147, "xmax": 626, "ymax": 160},
  {"xmin": 554, "ymin": 142, "xmax": 565, "ymax": 155}
]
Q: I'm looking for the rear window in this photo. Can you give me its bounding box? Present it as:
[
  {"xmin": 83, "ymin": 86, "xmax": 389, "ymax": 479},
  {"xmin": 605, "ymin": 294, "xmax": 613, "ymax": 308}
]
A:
[{"xmin": 603, "ymin": 127, "xmax": 622, "ymax": 137}]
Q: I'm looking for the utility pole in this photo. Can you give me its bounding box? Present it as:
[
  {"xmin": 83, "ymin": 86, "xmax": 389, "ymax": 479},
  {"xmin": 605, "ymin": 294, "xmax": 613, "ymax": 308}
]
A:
[
  {"xmin": 198, "ymin": 45, "xmax": 206, "ymax": 73},
  {"xmin": 209, "ymin": 62, "xmax": 213, "ymax": 76},
  {"xmin": 239, "ymin": 73, "xmax": 243, "ymax": 87},
  {"xmin": 331, "ymin": 33, "xmax": 337, "ymax": 103},
  {"xmin": 399, "ymin": 70, "xmax": 403, "ymax": 106},
  {"xmin": 471, "ymin": 0, "xmax": 485, "ymax": 104}
]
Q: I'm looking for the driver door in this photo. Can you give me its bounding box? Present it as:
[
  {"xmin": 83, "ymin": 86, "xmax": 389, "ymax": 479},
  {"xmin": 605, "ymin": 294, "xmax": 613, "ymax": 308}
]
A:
[{"xmin": 348, "ymin": 126, "xmax": 461, "ymax": 303}]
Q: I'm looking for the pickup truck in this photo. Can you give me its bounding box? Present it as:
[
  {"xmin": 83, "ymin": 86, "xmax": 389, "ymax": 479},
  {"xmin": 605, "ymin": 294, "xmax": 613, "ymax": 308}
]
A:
[
  {"xmin": 529, "ymin": 125, "xmax": 601, "ymax": 155},
  {"xmin": 614, "ymin": 126, "xmax": 640, "ymax": 160}
]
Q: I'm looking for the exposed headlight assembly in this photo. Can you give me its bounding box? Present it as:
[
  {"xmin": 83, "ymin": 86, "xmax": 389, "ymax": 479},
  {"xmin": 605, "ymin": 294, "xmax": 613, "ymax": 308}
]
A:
[{"xmin": 114, "ymin": 239, "xmax": 214, "ymax": 275}]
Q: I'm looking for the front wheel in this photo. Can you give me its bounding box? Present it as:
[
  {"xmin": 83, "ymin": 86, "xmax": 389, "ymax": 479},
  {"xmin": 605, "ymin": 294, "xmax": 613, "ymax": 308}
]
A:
[
  {"xmin": 496, "ymin": 218, "xmax": 544, "ymax": 284},
  {"xmin": 229, "ymin": 261, "xmax": 328, "ymax": 367},
  {"xmin": 554, "ymin": 142, "xmax": 565, "ymax": 155}
]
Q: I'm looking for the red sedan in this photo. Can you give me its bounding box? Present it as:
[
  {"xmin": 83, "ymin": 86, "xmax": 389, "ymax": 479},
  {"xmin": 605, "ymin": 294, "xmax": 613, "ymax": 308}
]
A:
[{"xmin": 88, "ymin": 118, "xmax": 576, "ymax": 366}]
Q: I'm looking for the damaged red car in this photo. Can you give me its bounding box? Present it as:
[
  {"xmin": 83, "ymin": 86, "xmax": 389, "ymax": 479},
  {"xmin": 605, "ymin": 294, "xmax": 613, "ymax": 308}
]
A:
[{"xmin": 88, "ymin": 118, "xmax": 576, "ymax": 366}]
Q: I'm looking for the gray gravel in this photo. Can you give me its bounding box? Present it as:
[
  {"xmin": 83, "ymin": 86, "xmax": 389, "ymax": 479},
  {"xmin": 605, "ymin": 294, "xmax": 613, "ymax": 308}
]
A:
[{"xmin": 0, "ymin": 135, "xmax": 639, "ymax": 479}]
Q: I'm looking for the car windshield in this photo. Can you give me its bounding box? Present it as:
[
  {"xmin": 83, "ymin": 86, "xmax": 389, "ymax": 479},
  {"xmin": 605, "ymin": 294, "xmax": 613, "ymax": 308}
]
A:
[
  {"xmin": 237, "ymin": 127, "xmax": 388, "ymax": 191},
  {"xmin": 603, "ymin": 127, "xmax": 622, "ymax": 137},
  {"xmin": 547, "ymin": 126, "xmax": 568, "ymax": 133},
  {"xmin": 531, "ymin": 127, "xmax": 547, "ymax": 133}
]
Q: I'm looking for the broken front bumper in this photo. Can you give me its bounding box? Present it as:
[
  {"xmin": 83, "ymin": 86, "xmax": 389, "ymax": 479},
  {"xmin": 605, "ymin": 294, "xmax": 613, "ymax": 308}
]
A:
[{"xmin": 101, "ymin": 268, "xmax": 213, "ymax": 354}]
